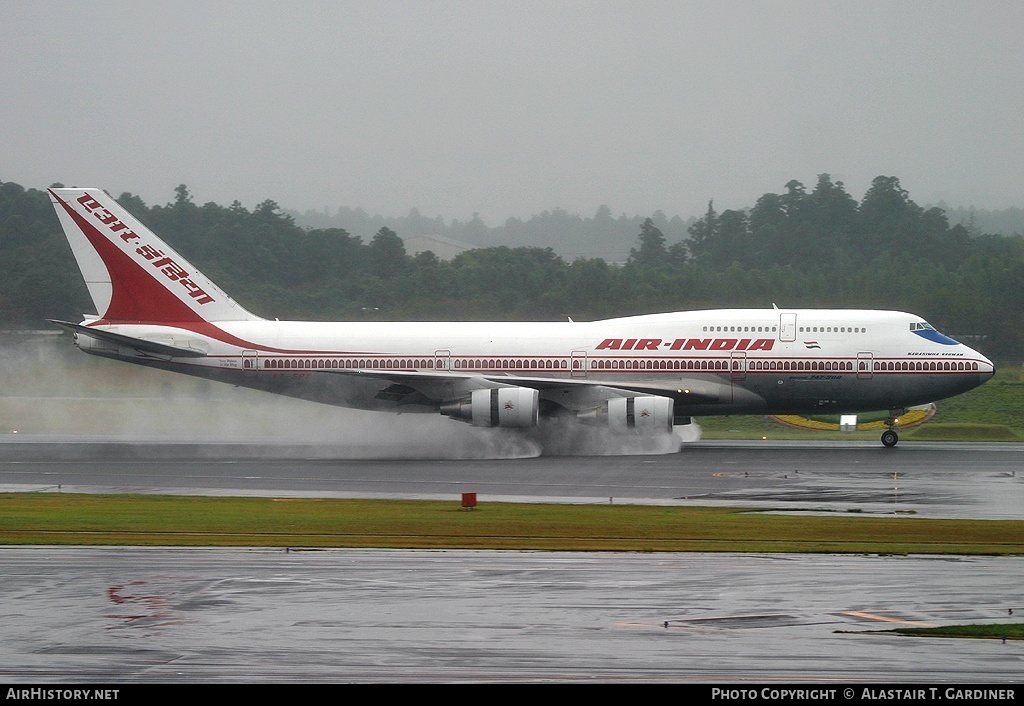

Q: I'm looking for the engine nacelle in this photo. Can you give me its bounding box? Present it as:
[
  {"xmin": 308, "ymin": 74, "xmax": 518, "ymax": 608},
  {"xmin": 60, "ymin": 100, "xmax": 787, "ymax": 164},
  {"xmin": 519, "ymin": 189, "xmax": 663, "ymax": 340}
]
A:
[
  {"xmin": 577, "ymin": 395, "xmax": 674, "ymax": 433},
  {"xmin": 440, "ymin": 387, "xmax": 540, "ymax": 428}
]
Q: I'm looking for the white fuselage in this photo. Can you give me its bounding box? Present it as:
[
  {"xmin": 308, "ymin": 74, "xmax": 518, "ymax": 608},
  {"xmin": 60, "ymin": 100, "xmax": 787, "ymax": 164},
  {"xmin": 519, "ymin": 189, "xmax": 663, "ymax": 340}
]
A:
[{"xmin": 77, "ymin": 308, "xmax": 994, "ymax": 419}]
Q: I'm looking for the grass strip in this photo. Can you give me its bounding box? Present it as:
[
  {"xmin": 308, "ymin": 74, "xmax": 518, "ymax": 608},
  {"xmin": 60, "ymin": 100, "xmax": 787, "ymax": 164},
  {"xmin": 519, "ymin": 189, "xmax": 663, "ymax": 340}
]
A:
[
  {"xmin": 884, "ymin": 624, "xmax": 1024, "ymax": 640},
  {"xmin": 904, "ymin": 423, "xmax": 1021, "ymax": 441},
  {"xmin": 1, "ymin": 493, "xmax": 1022, "ymax": 553}
]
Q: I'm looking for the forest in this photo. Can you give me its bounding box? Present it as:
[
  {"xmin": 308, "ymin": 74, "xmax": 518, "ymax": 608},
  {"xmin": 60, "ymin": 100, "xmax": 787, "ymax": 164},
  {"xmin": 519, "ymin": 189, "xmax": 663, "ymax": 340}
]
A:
[{"xmin": 2, "ymin": 174, "xmax": 1022, "ymax": 360}]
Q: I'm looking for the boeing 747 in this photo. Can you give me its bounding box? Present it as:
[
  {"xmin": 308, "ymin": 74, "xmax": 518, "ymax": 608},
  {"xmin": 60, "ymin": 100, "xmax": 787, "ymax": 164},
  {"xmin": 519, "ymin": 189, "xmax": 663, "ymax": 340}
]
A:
[{"xmin": 48, "ymin": 188, "xmax": 994, "ymax": 450}]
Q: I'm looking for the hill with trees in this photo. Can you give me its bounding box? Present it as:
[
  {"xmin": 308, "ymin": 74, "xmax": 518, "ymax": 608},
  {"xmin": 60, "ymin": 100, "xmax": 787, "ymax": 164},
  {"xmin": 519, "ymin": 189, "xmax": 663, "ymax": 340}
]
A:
[{"xmin": 2, "ymin": 175, "xmax": 1021, "ymax": 360}]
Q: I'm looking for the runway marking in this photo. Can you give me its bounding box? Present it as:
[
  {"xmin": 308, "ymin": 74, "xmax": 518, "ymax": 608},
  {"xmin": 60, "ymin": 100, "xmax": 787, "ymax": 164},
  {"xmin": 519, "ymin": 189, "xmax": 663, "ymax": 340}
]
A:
[{"xmin": 842, "ymin": 611, "xmax": 935, "ymax": 626}]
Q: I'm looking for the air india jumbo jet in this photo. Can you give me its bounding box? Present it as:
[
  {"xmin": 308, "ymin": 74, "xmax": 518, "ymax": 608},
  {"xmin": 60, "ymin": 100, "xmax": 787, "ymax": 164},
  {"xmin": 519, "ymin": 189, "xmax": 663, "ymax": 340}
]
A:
[{"xmin": 48, "ymin": 188, "xmax": 994, "ymax": 449}]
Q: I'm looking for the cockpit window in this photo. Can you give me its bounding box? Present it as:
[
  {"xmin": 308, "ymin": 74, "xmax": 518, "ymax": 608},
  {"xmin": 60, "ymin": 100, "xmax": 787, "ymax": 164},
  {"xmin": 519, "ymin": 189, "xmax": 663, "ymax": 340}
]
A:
[{"xmin": 910, "ymin": 320, "xmax": 959, "ymax": 345}]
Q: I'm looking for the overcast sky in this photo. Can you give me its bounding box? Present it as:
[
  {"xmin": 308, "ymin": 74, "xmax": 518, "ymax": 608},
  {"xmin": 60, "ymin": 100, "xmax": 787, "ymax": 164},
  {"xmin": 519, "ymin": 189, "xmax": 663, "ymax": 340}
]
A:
[{"xmin": 3, "ymin": 1, "xmax": 1022, "ymax": 223}]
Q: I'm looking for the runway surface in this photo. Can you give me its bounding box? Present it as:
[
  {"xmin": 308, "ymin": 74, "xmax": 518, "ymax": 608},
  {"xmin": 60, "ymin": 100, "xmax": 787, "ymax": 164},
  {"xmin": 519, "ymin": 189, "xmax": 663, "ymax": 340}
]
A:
[
  {"xmin": 1, "ymin": 438, "xmax": 1022, "ymax": 518},
  {"xmin": 1, "ymin": 439, "xmax": 1022, "ymax": 683},
  {"xmin": 1, "ymin": 547, "xmax": 1022, "ymax": 683}
]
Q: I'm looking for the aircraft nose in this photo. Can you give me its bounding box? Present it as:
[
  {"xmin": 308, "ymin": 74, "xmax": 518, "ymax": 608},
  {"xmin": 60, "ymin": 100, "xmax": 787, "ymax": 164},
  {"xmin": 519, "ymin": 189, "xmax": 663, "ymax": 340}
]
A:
[
  {"xmin": 981, "ymin": 356, "xmax": 995, "ymax": 379},
  {"xmin": 972, "ymin": 348, "xmax": 995, "ymax": 380}
]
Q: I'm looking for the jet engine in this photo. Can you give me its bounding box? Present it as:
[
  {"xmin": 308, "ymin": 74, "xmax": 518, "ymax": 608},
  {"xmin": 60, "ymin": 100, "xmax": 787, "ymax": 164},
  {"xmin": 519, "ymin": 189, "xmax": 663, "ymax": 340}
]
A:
[
  {"xmin": 577, "ymin": 395, "xmax": 674, "ymax": 433},
  {"xmin": 440, "ymin": 387, "xmax": 540, "ymax": 428}
]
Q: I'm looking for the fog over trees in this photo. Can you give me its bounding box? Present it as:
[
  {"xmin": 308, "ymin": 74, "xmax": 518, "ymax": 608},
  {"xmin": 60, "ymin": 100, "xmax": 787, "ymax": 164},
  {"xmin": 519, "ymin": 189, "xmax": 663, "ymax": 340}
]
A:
[{"xmin": 3, "ymin": 175, "xmax": 1022, "ymax": 359}]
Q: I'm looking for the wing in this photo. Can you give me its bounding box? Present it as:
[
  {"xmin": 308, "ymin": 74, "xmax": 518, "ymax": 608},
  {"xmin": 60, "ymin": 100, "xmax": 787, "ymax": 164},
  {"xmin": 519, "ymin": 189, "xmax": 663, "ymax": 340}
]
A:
[{"xmin": 313, "ymin": 367, "xmax": 727, "ymax": 412}]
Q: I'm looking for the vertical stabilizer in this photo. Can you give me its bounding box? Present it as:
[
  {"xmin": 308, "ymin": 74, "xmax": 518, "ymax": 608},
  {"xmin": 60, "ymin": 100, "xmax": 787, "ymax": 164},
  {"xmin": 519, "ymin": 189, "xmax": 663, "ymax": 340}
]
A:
[{"xmin": 49, "ymin": 188, "xmax": 261, "ymax": 323}]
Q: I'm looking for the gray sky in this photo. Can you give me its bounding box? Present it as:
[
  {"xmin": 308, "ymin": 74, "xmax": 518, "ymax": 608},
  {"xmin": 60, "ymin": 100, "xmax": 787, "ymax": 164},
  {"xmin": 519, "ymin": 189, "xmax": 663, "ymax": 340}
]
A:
[{"xmin": 3, "ymin": 1, "xmax": 1022, "ymax": 223}]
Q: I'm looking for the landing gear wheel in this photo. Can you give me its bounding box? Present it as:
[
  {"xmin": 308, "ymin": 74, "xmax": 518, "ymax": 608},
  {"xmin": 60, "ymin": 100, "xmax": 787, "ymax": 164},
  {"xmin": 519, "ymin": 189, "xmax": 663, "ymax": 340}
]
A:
[{"xmin": 881, "ymin": 429, "xmax": 899, "ymax": 448}]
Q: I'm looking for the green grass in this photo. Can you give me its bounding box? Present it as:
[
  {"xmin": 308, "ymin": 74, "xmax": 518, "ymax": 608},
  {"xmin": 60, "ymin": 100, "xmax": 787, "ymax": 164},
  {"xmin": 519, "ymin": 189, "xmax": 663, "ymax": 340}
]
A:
[
  {"xmin": 928, "ymin": 367, "xmax": 1024, "ymax": 432},
  {"xmin": 2, "ymin": 493, "xmax": 1023, "ymax": 553},
  {"xmin": 699, "ymin": 415, "xmax": 886, "ymax": 441},
  {"xmin": 904, "ymin": 423, "xmax": 1021, "ymax": 441},
  {"xmin": 884, "ymin": 624, "xmax": 1024, "ymax": 640}
]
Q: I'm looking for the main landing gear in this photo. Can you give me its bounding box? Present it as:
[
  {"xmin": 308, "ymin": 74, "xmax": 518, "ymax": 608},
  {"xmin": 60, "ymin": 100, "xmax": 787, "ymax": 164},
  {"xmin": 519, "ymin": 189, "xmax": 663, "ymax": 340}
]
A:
[{"xmin": 880, "ymin": 408, "xmax": 907, "ymax": 448}]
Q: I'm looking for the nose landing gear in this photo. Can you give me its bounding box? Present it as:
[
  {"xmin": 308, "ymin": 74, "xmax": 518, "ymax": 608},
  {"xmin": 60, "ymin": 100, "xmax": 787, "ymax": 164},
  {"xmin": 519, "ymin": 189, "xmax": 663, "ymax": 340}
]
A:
[{"xmin": 881, "ymin": 408, "xmax": 907, "ymax": 448}]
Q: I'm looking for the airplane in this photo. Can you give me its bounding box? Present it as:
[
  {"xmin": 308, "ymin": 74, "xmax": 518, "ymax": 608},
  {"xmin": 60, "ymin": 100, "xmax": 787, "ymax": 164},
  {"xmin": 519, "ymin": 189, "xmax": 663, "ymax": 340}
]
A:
[{"xmin": 47, "ymin": 187, "xmax": 994, "ymax": 450}]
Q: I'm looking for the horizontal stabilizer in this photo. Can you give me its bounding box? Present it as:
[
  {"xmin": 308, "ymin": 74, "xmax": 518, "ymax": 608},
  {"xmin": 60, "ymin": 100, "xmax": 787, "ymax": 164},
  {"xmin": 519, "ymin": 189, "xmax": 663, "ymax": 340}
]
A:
[{"xmin": 48, "ymin": 320, "xmax": 207, "ymax": 358}]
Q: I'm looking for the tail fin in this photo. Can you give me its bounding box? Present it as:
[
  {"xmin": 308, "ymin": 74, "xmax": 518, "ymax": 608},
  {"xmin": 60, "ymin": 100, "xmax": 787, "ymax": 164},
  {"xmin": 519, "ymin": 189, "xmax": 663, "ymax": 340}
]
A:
[{"xmin": 49, "ymin": 188, "xmax": 261, "ymax": 324}]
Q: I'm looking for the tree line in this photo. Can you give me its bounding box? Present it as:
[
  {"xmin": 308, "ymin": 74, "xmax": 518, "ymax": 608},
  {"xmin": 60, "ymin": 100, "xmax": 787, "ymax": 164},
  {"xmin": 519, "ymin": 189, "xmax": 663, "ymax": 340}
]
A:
[{"xmin": 1, "ymin": 175, "xmax": 1022, "ymax": 359}]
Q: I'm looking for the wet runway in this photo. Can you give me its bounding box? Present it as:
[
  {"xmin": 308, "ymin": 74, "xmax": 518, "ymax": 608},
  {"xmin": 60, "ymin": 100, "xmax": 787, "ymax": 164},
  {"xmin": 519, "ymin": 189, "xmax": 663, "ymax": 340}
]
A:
[
  {"xmin": 1, "ymin": 439, "xmax": 1023, "ymax": 682},
  {"xmin": 2, "ymin": 438, "xmax": 1023, "ymax": 519},
  {"xmin": 2, "ymin": 548, "xmax": 1022, "ymax": 683}
]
